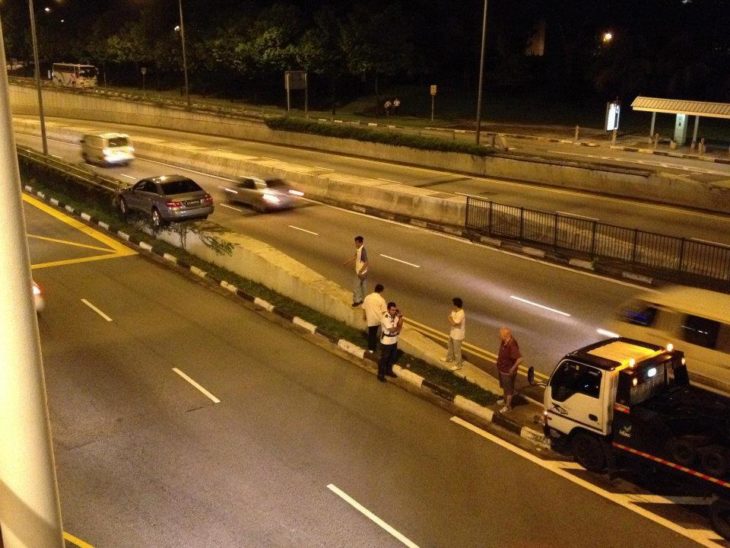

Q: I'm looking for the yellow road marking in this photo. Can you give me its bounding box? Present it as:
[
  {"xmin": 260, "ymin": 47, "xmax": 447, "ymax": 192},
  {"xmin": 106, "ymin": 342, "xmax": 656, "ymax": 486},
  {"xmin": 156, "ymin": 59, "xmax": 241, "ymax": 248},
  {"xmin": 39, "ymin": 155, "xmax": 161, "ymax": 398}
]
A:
[
  {"xmin": 28, "ymin": 233, "xmax": 115, "ymax": 252},
  {"xmin": 406, "ymin": 317, "xmax": 549, "ymax": 381},
  {"xmin": 63, "ymin": 531, "xmax": 94, "ymax": 548},
  {"xmin": 23, "ymin": 193, "xmax": 136, "ymax": 268}
]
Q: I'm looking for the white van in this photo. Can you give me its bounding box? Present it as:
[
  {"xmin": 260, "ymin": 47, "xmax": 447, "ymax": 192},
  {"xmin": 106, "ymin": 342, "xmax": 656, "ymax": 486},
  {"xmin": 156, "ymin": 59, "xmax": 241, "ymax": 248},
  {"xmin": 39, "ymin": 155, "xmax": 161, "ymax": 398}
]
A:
[
  {"xmin": 610, "ymin": 286, "xmax": 730, "ymax": 393},
  {"xmin": 81, "ymin": 133, "xmax": 134, "ymax": 166}
]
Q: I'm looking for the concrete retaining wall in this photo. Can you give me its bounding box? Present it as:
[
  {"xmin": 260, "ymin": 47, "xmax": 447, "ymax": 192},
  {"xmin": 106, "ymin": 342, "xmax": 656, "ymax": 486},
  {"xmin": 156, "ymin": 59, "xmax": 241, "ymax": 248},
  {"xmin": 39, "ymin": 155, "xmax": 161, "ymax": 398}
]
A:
[{"xmin": 10, "ymin": 83, "xmax": 730, "ymax": 215}]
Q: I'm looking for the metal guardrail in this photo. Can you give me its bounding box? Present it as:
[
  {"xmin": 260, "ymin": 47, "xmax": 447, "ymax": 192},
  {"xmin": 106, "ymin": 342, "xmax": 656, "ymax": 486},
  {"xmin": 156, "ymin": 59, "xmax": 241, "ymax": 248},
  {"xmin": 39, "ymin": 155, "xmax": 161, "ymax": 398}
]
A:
[
  {"xmin": 466, "ymin": 195, "xmax": 730, "ymax": 284},
  {"xmin": 17, "ymin": 146, "xmax": 122, "ymax": 194}
]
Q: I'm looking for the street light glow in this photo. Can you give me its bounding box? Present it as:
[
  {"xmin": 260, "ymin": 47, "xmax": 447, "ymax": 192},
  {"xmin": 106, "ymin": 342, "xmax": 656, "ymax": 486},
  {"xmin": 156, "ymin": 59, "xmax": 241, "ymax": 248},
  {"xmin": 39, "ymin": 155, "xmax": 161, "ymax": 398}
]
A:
[{"xmin": 602, "ymin": 31, "xmax": 613, "ymax": 44}]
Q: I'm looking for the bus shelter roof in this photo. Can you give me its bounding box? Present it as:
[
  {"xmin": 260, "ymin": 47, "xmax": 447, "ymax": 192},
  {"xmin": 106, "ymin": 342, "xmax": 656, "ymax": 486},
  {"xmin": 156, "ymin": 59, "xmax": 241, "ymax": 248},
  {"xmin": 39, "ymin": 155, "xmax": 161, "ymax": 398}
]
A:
[{"xmin": 631, "ymin": 96, "xmax": 730, "ymax": 120}]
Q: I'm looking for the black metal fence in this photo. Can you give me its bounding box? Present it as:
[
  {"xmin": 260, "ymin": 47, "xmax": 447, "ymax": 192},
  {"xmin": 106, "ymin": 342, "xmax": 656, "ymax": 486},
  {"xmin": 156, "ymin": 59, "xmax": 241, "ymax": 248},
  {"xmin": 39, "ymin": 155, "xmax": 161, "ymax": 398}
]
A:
[{"xmin": 465, "ymin": 196, "xmax": 730, "ymax": 283}]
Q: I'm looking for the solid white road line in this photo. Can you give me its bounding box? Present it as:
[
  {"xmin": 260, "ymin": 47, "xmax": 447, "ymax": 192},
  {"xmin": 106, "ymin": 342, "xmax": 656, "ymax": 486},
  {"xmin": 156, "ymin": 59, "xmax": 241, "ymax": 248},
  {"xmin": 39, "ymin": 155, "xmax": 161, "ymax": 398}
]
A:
[
  {"xmin": 219, "ymin": 203, "xmax": 245, "ymax": 212},
  {"xmin": 81, "ymin": 299, "xmax": 113, "ymax": 322},
  {"xmin": 510, "ymin": 295, "xmax": 571, "ymax": 317},
  {"xmin": 450, "ymin": 416, "xmax": 722, "ymax": 547},
  {"xmin": 288, "ymin": 225, "xmax": 319, "ymax": 236},
  {"xmin": 326, "ymin": 484, "xmax": 419, "ymax": 548},
  {"xmin": 172, "ymin": 368, "xmax": 221, "ymax": 404},
  {"xmin": 379, "ymin": 254, "xmax": 421, "ymax": 268},
  {"xmin": 556, "ymin": 211, "xmax": 599, "ymax": 221}
]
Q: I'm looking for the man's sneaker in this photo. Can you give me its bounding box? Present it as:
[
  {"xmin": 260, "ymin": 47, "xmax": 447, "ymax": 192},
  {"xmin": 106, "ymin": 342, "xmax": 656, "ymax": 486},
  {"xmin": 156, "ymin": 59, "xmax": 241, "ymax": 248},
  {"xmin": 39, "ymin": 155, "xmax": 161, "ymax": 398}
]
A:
[
  {"xmin": 497, "ymin": 398, "xmax": 505, "ymax": 405},
  {"xmin": 440, "ymin": 357, "xmax": 453, "ymax": 362},
  {"xmin": 450, "ymin": 364, "xmax": 462, "ymax": 371},
  {"xmin": 499, "ymin": 406, "xmax": 510, "ymax": 413}
]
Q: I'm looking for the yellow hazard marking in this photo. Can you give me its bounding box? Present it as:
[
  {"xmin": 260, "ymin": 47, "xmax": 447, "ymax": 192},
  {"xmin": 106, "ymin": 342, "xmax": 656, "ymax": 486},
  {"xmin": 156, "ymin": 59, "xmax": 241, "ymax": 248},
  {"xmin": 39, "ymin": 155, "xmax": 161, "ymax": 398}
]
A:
[
  {"xmin": 63, "ymin": 531, "xmax": 94, "ymax": 548},
  {"xmin": 406, "ymin": 317, "xmax": 549, "ymax": 381},
  {"xmin": 27, "ymin": 234, "xmax": 115, "ymax": 253},
  {"xmin": 23, "ymin": 193, "xmax": 136, "ymax": 269}
]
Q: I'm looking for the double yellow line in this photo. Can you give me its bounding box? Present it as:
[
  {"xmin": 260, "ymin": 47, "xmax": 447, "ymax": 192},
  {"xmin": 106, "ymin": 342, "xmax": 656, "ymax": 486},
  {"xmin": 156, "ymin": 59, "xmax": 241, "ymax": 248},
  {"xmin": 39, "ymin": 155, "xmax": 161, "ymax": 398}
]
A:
[{"xmin": 405, "ymin": 317, "xmax": 549, "ymax": 382}]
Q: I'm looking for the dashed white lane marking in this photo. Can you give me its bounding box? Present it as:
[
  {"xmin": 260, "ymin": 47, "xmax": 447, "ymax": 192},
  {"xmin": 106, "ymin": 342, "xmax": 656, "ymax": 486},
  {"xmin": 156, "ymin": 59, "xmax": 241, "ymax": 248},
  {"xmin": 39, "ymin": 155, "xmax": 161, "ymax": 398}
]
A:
[
  {"xmin": 377, "ymin": 177, "xmax": 403, "ymax": 184},
  {"xmin": 172, "ymin": 368, "xmax": 221, "ymax": 403},
  {"xmin": 691, "ymin": 237, "xmax": 730, "ymax": 249},
  {"xmin": 597, "ymin": 328, "xmax": 620, "ymax": 338},
  {"xmin": 556, "ymin": 210, "xmax": 599, "ymax": 221},
  {"xmin": 219, "ymin": 203, "xmax": 245, "ymax": 213},
  {"xmin": 450, "ymin": 416, "xmax": 722, "ymax": 547},
  {"xmin": 81, "ymin": 298, "xmax": 113, "ymax": 322},
  {"xmin": 121, "ymin": 174, "xmax": 136, "ymax": 180},
  {"xmin": 288, "ymin": 225, "xmax": 319, "ymax": 236},
  {"xmin": 510, "ymin": 295, "xmax": 571, "ymax": 317},
  {"xmin": 379, "ymin": 254, "xmax": 421, "ymax": 268},
  {"xmin": 326, "ymin": 484, "xmax": 419, "ymax": 548}
]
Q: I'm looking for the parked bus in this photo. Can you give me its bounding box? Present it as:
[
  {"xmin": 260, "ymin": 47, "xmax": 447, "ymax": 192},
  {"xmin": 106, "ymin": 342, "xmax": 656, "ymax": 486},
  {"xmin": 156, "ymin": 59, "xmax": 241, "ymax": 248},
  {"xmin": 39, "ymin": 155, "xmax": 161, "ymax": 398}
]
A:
[
  {"xmin": 51, "ymin": 63, "xmax": 98, "ymax": 88},
  {"xmin": 609, "ymin": 285, "xmax": 730, "ymax": 393}
]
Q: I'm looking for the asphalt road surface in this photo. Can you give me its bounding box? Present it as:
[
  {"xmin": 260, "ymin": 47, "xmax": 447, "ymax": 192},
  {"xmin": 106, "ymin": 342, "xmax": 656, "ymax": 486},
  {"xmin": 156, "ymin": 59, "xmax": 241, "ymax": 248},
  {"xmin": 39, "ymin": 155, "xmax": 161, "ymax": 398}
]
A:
[
  {"xmin": 15, "ymin": 118, "xmax": 730, "ymax": 384},
  {"xmin": 23, "ymin": 195, "xmax": 713, "ymax": 547}
]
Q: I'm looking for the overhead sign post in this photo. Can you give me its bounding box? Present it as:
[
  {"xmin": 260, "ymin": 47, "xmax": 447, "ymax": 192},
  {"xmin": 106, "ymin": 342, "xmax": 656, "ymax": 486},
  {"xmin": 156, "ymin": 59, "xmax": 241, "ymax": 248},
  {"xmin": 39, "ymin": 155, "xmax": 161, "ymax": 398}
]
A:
[
  {"xmin": 284, "ymin": 70, "xmax": 308, "ymax": 116},
  {"xmin": 430, "ymin": 84, "xmax": 438, "ymax": 121},
  {"xmin": 605, "ymin": 100, "xmax": 621, "ymax": 145}
]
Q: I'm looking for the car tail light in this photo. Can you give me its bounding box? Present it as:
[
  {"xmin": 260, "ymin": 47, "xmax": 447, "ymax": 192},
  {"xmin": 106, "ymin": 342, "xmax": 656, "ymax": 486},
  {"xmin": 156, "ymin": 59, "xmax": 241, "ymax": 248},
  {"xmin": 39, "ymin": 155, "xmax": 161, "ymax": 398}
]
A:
[
  {"xmin": 202, "ymin": 193, "xmax": 213, "ymax": 205},
  {"xmin": 288, "ymin": 189, "xmax": 304, "ymax": 197},
  {"xmin": 165, "ymin": 200, "xmax": 184, "ymax": 209}
]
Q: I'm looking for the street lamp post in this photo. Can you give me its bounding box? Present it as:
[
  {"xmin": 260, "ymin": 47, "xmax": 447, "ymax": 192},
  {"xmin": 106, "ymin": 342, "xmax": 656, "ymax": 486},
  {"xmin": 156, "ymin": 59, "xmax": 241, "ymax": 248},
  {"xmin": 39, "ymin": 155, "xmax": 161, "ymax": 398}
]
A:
[
  {"xmin": 475, "ymin": 0, "xmax": 488, "ymax": 145},
  {"xmin": 28, "ymin": 0, "xmax": 48, "ymax": 154},
  {"xmin": 177, "ymin": 0, "xmax": 190, "ymax": 109}
]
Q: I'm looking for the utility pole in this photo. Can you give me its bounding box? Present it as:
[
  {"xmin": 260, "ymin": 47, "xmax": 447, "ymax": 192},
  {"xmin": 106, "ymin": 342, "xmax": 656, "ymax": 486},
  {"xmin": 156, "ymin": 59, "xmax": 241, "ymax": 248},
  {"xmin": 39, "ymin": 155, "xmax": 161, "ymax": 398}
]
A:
[
  {"xmin": 0, "ymin": 15, "xmax": 64, "ymax": 548},
  {"xmin": 475, "ymin": 0, "xmax": 488, "ymax": 145},
  {"xmin": 28, "ymin": 0, "xmax": 48, "ymax": 155}
]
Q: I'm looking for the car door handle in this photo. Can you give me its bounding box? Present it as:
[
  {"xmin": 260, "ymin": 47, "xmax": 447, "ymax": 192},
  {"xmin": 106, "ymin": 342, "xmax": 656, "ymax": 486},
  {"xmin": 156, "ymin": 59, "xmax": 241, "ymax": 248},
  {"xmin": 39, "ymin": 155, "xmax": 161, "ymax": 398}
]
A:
[{"xmin": 588, "ymin": 414, "xmax": 598, "ymax": 421}]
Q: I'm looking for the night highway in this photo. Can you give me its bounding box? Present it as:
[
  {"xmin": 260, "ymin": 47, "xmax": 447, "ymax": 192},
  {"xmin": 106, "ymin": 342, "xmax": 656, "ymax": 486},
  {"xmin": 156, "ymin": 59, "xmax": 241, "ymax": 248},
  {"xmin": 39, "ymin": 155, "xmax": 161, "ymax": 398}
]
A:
[
  {"xmin": 14, "ymin": 117, "xmax": 715, "ymax": 383},
  {"xmin": 25, "ymin": 191, "xmax": 713, "ymax": 547}
]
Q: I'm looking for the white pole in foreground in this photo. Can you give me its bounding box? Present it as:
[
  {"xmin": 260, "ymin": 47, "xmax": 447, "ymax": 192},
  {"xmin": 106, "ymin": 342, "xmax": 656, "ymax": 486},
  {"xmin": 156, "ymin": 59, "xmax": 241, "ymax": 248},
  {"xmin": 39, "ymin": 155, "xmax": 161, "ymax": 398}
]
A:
[{"xmin": 0, "ymin": 16, "xmax": 64, "ymax": 548}]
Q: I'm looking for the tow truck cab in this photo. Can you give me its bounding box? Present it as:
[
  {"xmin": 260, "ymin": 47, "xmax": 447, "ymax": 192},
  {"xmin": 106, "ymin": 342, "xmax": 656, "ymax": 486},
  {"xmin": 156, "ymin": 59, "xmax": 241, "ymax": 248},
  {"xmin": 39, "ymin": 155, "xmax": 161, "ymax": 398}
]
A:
[{"xmin": 544, "ymin": 338, "xmax": 689, "ymax": 469}]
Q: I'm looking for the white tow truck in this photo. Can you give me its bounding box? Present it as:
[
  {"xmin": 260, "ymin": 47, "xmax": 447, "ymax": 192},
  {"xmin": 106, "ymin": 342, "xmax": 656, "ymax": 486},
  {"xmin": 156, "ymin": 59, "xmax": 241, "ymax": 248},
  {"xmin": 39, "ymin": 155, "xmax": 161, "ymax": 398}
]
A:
[{"xmin": 534, "ymin": 337, "xmax": 730, "ymax": 538}]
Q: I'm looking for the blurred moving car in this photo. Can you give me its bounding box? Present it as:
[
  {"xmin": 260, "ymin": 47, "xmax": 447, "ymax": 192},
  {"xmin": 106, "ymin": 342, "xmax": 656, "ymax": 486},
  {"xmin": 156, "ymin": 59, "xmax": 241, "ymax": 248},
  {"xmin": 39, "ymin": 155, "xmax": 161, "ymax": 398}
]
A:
[
  {"xmin": 222, "ymin": 176, "xmax": 303, "ymax": 212},
  {"xmin": 81, "ymin": 132, "xmax": 135, "ymax": 166},
  {"xmin": 118, "ymin": 175, "xmax": 214, "ymax": 228},
  {"xmin": 33, "ymin": 280, "xmax": 45, "ymax": 312}
]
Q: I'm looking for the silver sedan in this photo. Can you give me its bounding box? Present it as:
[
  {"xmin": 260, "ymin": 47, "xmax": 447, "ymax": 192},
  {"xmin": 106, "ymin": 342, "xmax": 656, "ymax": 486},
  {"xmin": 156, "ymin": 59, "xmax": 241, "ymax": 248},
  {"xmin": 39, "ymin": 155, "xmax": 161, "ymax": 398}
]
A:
[
  {"xmin": 222, "ymin": 176, "xmax": 303, "ymax": 212},
  {"xmin": 118, "ymin": 175, "xmax": 214, "ymax": 228}
]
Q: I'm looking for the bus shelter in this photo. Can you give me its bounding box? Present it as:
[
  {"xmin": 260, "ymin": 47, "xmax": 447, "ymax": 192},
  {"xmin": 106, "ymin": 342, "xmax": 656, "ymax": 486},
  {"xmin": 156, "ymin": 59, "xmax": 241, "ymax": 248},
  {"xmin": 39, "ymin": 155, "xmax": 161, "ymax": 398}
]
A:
[{"xmin": 631, "ymin": 96, "xmax": 730, "ymax": 148}]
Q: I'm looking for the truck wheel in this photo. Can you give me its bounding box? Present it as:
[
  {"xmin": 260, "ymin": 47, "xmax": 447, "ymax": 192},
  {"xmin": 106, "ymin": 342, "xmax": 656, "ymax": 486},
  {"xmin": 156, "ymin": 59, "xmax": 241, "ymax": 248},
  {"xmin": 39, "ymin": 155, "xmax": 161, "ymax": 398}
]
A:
[
  {"xmin": 571, "ymin": 432, "xmax": 607, "ymax": 472},
  {"xmin": 710, "ymin": 499, "xmax": 730, "ymax": 540},
  {"xmin": 700, "ymin": 445, "xmax": 729, "ymax": 478},
  {"xmin": 666, "ymin": 435, "xmax": 710, "ymax": 467}
]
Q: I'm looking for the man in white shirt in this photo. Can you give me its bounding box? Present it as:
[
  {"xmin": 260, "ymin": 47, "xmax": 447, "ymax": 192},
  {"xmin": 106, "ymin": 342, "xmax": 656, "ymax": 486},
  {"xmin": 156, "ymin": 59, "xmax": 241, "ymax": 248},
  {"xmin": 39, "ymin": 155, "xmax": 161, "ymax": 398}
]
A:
[
  {"xmin": 378, "ymin": 302, "xmax": 403, "ymax": 382},
  {"xmin": 442, "ymin": 297, "xmax": 465, "ymax": 369},
  {"xmin": 362, "ymin": 284, "xmax": 386, "ymax": 353},
  {"xmin": 343, "ymin": 235, "xmax": 368, "ymax": 307}
]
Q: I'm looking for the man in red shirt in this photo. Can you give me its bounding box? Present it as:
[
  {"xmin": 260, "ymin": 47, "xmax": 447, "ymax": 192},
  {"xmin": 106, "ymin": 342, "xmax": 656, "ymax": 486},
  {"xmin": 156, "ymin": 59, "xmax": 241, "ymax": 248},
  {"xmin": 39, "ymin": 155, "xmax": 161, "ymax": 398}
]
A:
[{"xmin": 496, "ymin": 327, "xmax": 522, "ymax": 413}]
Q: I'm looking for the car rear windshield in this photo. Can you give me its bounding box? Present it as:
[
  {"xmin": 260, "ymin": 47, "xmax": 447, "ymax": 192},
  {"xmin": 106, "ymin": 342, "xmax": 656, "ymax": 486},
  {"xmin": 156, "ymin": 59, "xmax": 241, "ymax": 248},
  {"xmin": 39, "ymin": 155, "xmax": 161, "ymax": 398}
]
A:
[
  {"xmin": 161, "ymin": 179, "xmax": 202, "ymax": 195},
  {"xmin": 108, "ymin": 137, "xmax": 129, "ymax": 147},
  {"xmin": 265, "ymin": 179, "xmax": 287, "ymax": 189}
]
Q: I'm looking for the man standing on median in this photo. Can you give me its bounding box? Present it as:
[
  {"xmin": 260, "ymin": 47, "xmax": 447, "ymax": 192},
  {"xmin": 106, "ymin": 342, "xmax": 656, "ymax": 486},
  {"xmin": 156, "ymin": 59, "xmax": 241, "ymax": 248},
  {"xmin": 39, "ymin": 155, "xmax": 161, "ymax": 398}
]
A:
[
  {"xmin": 442, "ymin": 297, "xmax": 465, "ymax": 370},
  {"xmin": 362, "ymin": 284, "xmax": 386, "ymax": 353},
  {"xmin": 378, "ymin": 302, "xmax": 403, "ymax": 382},
  {"xmin": 343, "ymin": 235, "xmax": 368, "ymax": 307},
  {"xmin": 497, "ymin": 327, "xmax": 522, "ymax": 413}
]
